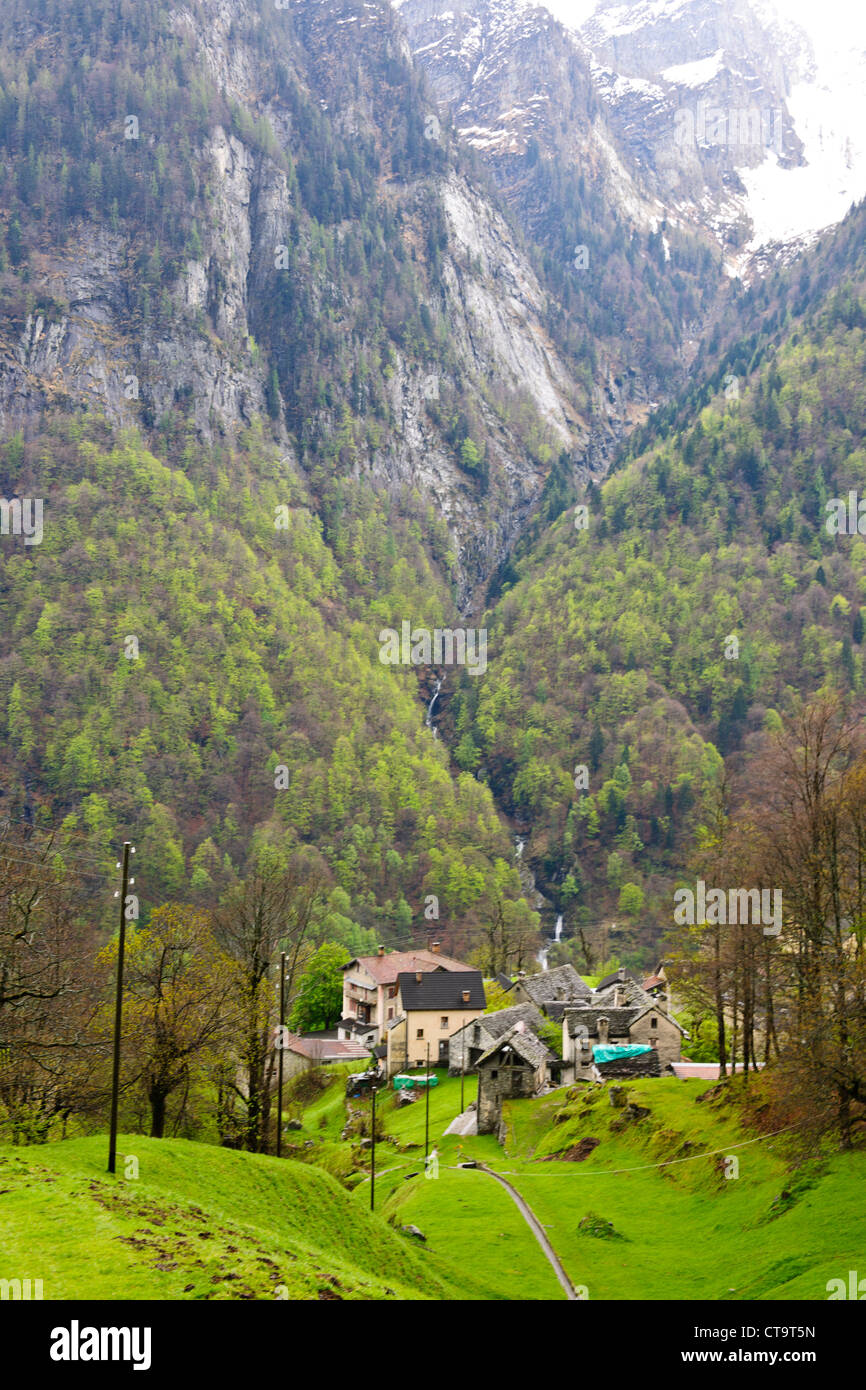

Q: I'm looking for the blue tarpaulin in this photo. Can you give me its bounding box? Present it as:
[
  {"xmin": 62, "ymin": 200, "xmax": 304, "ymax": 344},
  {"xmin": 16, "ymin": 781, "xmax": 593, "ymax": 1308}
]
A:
[{"xmin": 592, "ymin": 1044, "xmax": 653, "ymax": 1064}]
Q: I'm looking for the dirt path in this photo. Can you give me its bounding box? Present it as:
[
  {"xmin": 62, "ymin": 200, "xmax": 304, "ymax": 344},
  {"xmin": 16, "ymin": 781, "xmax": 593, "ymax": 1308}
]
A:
[{"xmin": 474, "ymin": 1164, "xmax": 578, "ymax": 1300}]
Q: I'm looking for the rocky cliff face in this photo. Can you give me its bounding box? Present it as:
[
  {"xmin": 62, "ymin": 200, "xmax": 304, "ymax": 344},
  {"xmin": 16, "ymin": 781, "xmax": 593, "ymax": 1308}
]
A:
[
  {"xmin": 0, "ymin": 0, "xmax": 600, "ymax": 607},
  {"xmin": 396, "ymin": 0, "xmax": 832, "ymax": 266}
]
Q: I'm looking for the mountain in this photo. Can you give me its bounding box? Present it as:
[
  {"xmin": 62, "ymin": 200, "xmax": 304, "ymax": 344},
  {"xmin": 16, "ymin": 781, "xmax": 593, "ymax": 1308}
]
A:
[
  {"xmin": 0, "ymin": 0, "xmax": 598, "ymax": 607},
  {"xmin": 1, "ymin": 0, "xmax": 865, "ymax": 973},
  {"xmin": 398, "ymin": 0, "xmax": 866, "ymax": 272},
  {"xmin": 453, "ymin": 193, "xmax": 866, "ymax": 967},
  {"xmin": 2, "ymin": 0, "xmax": 583, "ymax": 943}
]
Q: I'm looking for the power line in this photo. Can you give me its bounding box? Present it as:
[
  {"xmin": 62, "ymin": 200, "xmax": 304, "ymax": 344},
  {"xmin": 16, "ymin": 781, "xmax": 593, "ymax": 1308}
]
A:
[
  {"xmin": 473, "ymin": 1123, "xmax": 801, "ymax": 1178},
  {"xmin": 0, "ymin": 851, "xmax": 109, "ymax": 880},
  {"xmin": 0, "ymin": 814, "xmax": 119, "ymax": 868},
  {"xmin": 354, "ymin": 1123, "xmax": 800, "ymax": 1183}
]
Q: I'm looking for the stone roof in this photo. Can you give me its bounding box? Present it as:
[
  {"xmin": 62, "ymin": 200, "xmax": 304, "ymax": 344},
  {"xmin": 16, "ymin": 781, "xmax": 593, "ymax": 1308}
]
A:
[
  {"xmin": 476, "ymin": 1023, "xmax": 552, "ymax": 1070},
  {"xmin": 594, "ymin": 975, "xmax": 658, "ymax": 1011},
  {"xmin": 476, "ymin": 1002, "xmax": 545, "ymax": 1040},
  {"xmin": 397, "ymin": 970, "xmax": 486, "ymax": 1012},
  {"xmin": 565, "ymin": 1005, "xmax": 643, "ymax": 1036},
  {"xmin": 566, "ymin": 996, "xmax": 688, "ymax": 1038},
  {"xmin": 343, "ymin": 949, "xmax": 473, "ymax": 985},
  {"xmin": 596, "ymin": 966, "xmax": 636, "ymax": 992},
  {"xmin": 518, "ymin": 964, "xmax": 592, "ymax": 1006}
]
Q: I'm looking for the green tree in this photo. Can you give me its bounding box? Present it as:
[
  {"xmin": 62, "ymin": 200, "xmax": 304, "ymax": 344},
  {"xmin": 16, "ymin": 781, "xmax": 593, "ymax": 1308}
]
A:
[
  {"xmin": 290, "ymin": 942, "xmax": 350, "ymax": 1032},
  {"xmin": 618, "ymin": 882, "xmax": 645, "ymax": 917}
]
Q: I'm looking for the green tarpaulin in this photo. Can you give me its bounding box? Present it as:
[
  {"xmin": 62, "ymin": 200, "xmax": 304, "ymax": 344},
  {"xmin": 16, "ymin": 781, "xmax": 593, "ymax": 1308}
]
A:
[
  {"xmin": 592, "ymin": 1044, "xmax": 653, "ymax": 1063},
  {"xmin": 392, "ymin": 1074, "xmax": 439, "ymax": 1090}
]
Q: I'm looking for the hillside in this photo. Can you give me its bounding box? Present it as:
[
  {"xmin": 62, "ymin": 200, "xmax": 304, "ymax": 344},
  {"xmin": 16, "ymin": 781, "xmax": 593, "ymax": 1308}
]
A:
[
  {"xmin": 276, "ymin": 1066, "xmax": 866, "ymax": 1301},
  {"xmin": 0, "ymin": 1131, "xmax": 490, "ymax": 1300},
  {"xmin": 451, "ymin": 195, "xmax": 866, "ymax": 962}
]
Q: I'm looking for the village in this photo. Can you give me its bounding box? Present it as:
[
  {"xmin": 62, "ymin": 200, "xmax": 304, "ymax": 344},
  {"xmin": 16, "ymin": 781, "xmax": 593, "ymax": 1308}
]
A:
[{"xmin": 276, "ymin": 942, "xmax": 711, "ymax": 1140}]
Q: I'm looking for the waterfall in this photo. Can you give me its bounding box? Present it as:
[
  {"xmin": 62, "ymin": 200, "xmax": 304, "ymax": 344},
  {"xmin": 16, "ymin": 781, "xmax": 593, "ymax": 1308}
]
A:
[
  {"xmin": 425, "ymin": 675, "xmax": 444, "ymax": 738},
  {"xmin": 514, "ymin": 836, "xmax": 524, "ymax": 861},
  {"xmin": 554, "ymin": 913, "xmax": 563, "ymax": 942}
]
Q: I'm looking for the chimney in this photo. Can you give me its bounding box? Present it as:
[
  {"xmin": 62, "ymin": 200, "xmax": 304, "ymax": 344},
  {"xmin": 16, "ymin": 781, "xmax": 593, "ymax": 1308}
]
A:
[
  {"xmin": 377, "ymin": 944, "xmax": 385, "ymax": 957},
  {"xmin": 614, "ymin": 986, "xmax": 625, "ymax": 1007},
  {"xmin": 431, "ymin": 940, "xmax": 440, "ymax": 954},
  {"xmin": 416, "ymin": 971, "xmax": 423, "ymax": 983},
  {"xmin": 597, "ymin": 1016, "xmax": 609, "ymax": 1044},
  {"xmin": 517, "ymin": 970, "xmax": 526, "ymax": 981},
  {"xmin": 462, "ymin": 990, "xmax": 471, "ymax": 1004}
]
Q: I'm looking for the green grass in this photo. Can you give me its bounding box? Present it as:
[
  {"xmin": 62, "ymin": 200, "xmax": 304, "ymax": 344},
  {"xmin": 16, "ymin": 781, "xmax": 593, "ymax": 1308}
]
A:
[
  {"xmin": 344, "ymin": 1072, "xmax": 866, "ymax": 1302},
  {"xmin": 0, "ymin": 1133, "xmax": 484, "ymax": 1301},
  {"xmin": 6, "ymin": 1072, "xmax": 862, "ymax": 1302},
  {"xmin": 477, "ymin": 1079, "xmax": 864, "ymax": 1301}
]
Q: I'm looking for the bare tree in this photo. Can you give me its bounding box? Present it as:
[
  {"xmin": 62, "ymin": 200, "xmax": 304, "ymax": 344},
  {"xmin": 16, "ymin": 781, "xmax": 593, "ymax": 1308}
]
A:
[
  {"xmin": 213, "ymin": 851, "xmax": 328, "ymax": 1151},
  {"xmin": 97, "ymin": 903, "xmax": 234, "ymax": 1137},
  {"xmin": 0, "ymin": 826, "xmax": 103, "ymax": 1141}
]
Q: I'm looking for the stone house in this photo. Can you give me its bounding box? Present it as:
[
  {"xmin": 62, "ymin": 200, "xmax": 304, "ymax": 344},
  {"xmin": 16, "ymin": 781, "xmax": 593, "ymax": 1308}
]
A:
[
  {"xmin": 386, "ymin": 970, "xmax": 486, "ymax": 1075},
  {"xmin": 511, "ymin": 963, "xmax": 592, "ymax": 1014},
  {"xmin": 340, "ymin": 942, "xmax": 474, "ymax": 1042},
  {"xmin": 448, "ymin": 1001, "xmax": 546, "ymax": 1075},
  {"xmin": 562, "ymin": 975, "xmax": 686, "ymax": 1081},
  {"xmin": 475, "ymin": 1023, "xmax": 555, "ymax": 1134}
]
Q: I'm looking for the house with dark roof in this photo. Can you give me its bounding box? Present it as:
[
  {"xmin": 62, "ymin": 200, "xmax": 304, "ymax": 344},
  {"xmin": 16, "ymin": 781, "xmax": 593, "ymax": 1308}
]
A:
[
  {"xmin": 512, "ymin": 963, "xmax": 592, "ymax": 1013},
  {"xmin": 448, "ymin": 1001, "xmax": 546, "ymax": 1075},
  {"xmin": 475, "ymin": 1023, "xmax": 556, "ymax": 1134},
  {"xmin": 341, "ymin": 942, "xmax": 474, "ymax": 1042},
  {"xmin": 563, "ymin": 977, "xmax": 687, "ymax": 1082},
  {"xmin": 386, "ymin": 970, "xmax": 486, "ymax": 1075},
  {"xmin": 335, "ymin": 1015, "xmax": 378, "ymax": 1048}
]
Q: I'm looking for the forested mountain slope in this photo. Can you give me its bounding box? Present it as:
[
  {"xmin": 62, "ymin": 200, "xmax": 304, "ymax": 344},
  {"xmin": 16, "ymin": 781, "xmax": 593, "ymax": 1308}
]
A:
[
  {"xmin": 453, "ymin": 196, "xmax": 866, "ymax": 965},
  {"xmin": 1, "ymin": 0, "xmax": 865, "ymax": 973}
]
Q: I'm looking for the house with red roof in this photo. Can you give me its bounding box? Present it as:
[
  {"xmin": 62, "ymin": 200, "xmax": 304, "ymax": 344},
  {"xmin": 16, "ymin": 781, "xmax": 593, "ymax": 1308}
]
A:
[{"xmin": 340, "ymin": 942, "xmax": 474, "ymax": 1043}]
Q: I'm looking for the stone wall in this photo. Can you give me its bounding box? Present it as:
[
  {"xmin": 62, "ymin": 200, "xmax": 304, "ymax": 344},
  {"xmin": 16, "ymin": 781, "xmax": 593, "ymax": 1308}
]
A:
[
  {"xmin": 629, "ymin": 1011, "xmax": 682, "ymax": 1071},
  {"xmin": 477, "ymin": 1062, "xmax": 539, "ymax": 1134}
]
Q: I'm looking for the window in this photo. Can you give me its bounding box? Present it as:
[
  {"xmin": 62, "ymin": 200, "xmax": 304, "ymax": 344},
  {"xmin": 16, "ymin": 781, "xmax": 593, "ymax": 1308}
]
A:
[
  {"xmin": 651, "ymin": 1016, "xmax": 658, "ymax": 1029},
  {"xmin": 491, "ymin": 1069, "xmax": 498, "ymax": 1079},
  {"xmin": 387, "ymin": 1007, "xmax": 394, "ymax": 1020},
  {"xmin": 416, "ymin": 1028, "xmax": 424, "ymax": 1040},
  {"xmin": 440, "ymin": 1016, "xmax": 449, "ymax": 1029},
  {"xmin": 388, "ymin": 985, "xmax": 397, "ymax": 998}
]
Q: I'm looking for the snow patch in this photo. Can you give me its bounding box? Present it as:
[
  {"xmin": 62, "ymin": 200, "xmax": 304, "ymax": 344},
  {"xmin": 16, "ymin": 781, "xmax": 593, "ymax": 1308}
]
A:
[{"xmin": 661, "ymin": 49, "xmax": 724, "ymax": 87}]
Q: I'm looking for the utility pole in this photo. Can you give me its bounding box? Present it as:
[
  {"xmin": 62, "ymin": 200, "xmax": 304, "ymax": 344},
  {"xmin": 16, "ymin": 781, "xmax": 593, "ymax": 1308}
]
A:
[
  {"xmin": 460, "ymin": 1041, "xmax": 465, "ymax": 1114},
  {"xmin": 276, "ymin": 951, "xmax": 286, "ymax": 1158},
  {"xmin": 424, "ymin": 1042, "xmax": 430, "ymax": 1165},
  {"xmin": 370, "ymin": 1084, "xmax": 377, "ymax": 1212},
  {"xmin": 108, "ymin": 841, "xmax": 134, "ymax": 1174}
]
